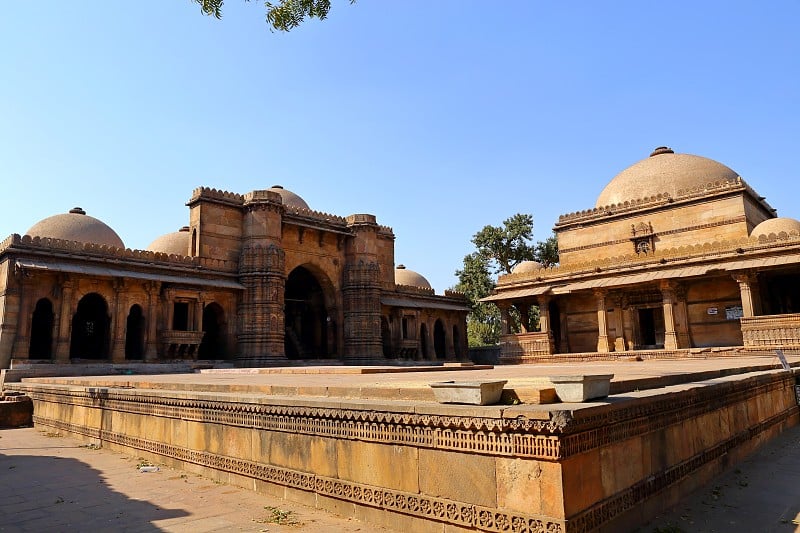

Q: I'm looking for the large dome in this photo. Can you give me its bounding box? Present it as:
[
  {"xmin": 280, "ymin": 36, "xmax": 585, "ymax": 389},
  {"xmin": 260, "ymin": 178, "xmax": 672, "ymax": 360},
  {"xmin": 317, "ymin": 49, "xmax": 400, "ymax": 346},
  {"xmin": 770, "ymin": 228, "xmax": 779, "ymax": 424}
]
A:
[
  {"xmin": 751, "ymin": 217, "xmax": 800, "ymax": 239},
  {"xmin": 395, "ymin": 264, "xmax": 432, "ymax": 289},
  {"xmin": 26, "ymin": 207, "xmax": 125, "ymax": 248},
  {"xmin": 595, "ymin": 147, "xmax": 740, "ymax": 207},
  {"xmin": 147, "ymin": 226, "xmax": 191, "ymax": 255},
  {"xmin": 269, "ymin": 185, "xmax": 310, "ymax": 210}
]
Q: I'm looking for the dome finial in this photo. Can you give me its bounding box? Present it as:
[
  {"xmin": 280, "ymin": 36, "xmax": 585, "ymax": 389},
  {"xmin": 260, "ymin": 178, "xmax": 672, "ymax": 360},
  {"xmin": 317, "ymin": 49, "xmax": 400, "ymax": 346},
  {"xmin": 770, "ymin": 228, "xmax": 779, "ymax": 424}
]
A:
[
  {"xmin": 69, "ymin": 207, "xmax": 86, "ymax": 215},
  {"xmin": 650, "ymin": 146, "xmax": 674, "ymax": 157}
]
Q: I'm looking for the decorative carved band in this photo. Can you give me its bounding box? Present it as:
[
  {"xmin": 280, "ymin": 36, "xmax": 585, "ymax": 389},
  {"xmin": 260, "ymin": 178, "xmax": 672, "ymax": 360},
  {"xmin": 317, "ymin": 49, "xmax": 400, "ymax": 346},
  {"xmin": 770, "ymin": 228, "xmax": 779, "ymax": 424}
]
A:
[
  {"xmin": 32, "ymin": 414, "xmax": 566, "ymax": 533},
  {"xmin": 15, "ymin": 371, "xmax": 795, "ymax": 464}
]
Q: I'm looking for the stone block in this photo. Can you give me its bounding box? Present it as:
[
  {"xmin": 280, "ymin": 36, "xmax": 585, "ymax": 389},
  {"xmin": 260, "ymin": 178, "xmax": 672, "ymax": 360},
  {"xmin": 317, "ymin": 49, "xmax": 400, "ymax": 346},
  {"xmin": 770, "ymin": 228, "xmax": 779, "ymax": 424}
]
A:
[
  {"xmin": 336, "ymin": 441, "xmax": 418, "ymax": 493},
  {"xmin": 496, "ymin": 457, "xmax": 562, "ymax": 516},
  {"xmin": 561, "ymin": 448, "xmax": 603, "ymax": 517},
  {"xmin": 429, "ymin": 380, "xmax": 507, "ymax": 405},
  {"xmin": 418, "ymin": 449, "xmax": 496, "ymax": 507},
  {"xmin": 550, "ymin": 374, "xmax": 613, "ymax": 402},
  {"xmin": 271, "ymin": 432, "xmax": 338, "ymax": 478}
]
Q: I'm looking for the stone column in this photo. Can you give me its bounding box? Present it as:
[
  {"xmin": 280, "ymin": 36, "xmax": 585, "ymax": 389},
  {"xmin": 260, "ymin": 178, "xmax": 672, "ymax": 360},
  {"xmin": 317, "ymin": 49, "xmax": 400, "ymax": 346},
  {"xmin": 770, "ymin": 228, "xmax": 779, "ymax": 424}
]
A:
[
  {"xmin": 519, "ymin": 303, "xmax": 530, "ymax": 333},
  {"xmin": 54, "ymin": 277, "xmax": 75, "ymax": 362},
  {"xmin": 165, "ymin": 288, "xmax": 175, "ymax": 330},
  {"xmin": 733, "ymin": 272, "xmax": 758, "ymax": 318},
  {"xmin": 611, "ymin": 296, "xmax": 626, "ymax": 352},
  {"xmin": 674, "ymin": 285, "xmax": 692, "ymax": 349},
  {"xmin": 194, "ymin": 298, "xmax": 204, "ymax": 332},
  {"xmin": 144, "ymin": 281, "xmax": 161, "ymax": 361},
  {"xmin": 110, "ymin": 279, "xmax": 127, "ymax": 362},
  {"xmin": 498, "ymin": 303, "xmax": 511, "ymax": 335},
  {"xmin": 538, "ymin": 296, "xmax": 551, "ymax": 334},
  {"xmin": 660, "ymin": 281, "xmax": 679, "ymax": 350},
  {"xmin": 12, "ymin": 279, "xmax": 34, "ymax": 360},
  {"xmin": 594, "ymin": 289, "xmax": 611, "ymax": 352}
]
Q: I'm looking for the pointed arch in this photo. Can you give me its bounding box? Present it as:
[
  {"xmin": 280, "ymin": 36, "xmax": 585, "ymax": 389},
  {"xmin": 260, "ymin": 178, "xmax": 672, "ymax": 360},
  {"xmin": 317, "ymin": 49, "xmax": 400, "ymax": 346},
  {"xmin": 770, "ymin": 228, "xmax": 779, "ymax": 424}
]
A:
[{"xmin": 29, "ymin": 298, "xmax": 54, "ymax": 359}]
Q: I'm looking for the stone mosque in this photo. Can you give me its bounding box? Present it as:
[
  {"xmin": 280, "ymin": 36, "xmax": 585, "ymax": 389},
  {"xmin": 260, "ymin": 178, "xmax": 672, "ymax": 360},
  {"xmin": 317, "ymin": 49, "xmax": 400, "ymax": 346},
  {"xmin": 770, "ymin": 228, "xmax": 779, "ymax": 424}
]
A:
[
  {"xmin": 0, "ymin": 186, "xmax": 469, "ymax": 369},
  {"xmin": 486, "ymin": 147, "xmax": 800, "ymax": 362}
]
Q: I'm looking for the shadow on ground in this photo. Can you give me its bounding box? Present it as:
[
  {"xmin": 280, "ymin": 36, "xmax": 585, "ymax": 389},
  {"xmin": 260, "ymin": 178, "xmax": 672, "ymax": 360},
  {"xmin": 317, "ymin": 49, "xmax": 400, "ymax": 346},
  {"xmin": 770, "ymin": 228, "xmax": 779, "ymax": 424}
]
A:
[{"xmin": 0, "ymin": 432, "xmax": 186, "ymax": 532}]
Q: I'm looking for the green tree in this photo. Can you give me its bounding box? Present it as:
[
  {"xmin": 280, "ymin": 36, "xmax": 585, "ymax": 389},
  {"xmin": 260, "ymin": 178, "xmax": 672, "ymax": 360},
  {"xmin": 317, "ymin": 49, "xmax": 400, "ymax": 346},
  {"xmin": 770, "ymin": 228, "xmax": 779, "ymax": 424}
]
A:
[
  {"xmin": 454, "ymin": 253, "xmax": 500, "ymax": 346},
  {"xmin": 472, "ymin": 213, "xmax": 536, "ymax": 275},
  {"xmin": 193, "ymin": 0, "xmax": 355, "ymax": 31},
  {"xmin": 453, "ymin": 214, "xmax": 559, "ymax": 347}
]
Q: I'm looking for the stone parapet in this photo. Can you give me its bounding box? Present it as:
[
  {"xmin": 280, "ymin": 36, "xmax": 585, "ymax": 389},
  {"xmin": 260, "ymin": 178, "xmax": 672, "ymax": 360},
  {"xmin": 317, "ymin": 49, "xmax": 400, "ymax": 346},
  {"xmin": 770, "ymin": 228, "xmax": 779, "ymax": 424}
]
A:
[
  {"xmin": 741, "ymin": 313, "xmax": 800, "ymax": 348},
  {"xmin": 7, "ymin": 368, "xmax": 799, "ymax": 532}
]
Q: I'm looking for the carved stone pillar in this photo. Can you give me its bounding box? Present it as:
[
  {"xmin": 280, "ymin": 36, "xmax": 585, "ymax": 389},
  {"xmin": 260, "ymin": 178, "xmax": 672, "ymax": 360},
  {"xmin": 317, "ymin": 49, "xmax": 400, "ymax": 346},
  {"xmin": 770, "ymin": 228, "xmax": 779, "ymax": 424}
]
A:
[
  {"xmin": 54, "ymin": 277, "xmax": 74, "ymax": 362},
  {"xmin": 674, "ymin": 285, "xmax": 691, "ymax": 349},
  {"xmin": 733, "ymin": 271, "xmax": 759, "ymax": 318},
  {"xmin": 12, "ymin": 279, "xmax": 34, "ymax": 360},
  {"xmin": 594, "ymin": 289, "xmax": 611, "ymax": 352},
  {"xmin": 110, "ymin": 279, "xmax": 127, "ymax": 362},
  {"xmin": 497, "ymin": 303, "xmax": 512, "ymax": 335},
  {"xmin": 144, "ymin": 281, "xmax": 161, "ymax": 361},
  {"xmin": 238, "ymin": 243, "xmax": 286, "ymax": 366},
  {"xmin": 660, "ymin": 281, "xmax": 679, "ymax": 350},
  {"xmin": 342, "ymin": 260, "xmax": 382, "ymax": 363},
  {"xmin": 538, "ymin": 296, "xmax": 551, "ymax": 335},
  {"xmin": 519, "ymin": 303, "xmax": 530, "ymax": 333},
  {"xmin": 611, "ymin": 296, "xmax": 626, "ymax": 352}
]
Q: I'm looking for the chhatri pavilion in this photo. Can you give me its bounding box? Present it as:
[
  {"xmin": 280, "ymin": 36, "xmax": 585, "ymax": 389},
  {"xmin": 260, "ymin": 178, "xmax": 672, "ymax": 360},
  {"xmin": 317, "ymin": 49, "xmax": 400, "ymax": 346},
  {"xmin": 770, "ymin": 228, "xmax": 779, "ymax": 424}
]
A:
[
  {"xmin": 0, "ymin": 185, "xmax": 468, "ymax": 369},
  {"xmin": 485, "ymin": 146, "xmax": 800, "ymax": 362}
]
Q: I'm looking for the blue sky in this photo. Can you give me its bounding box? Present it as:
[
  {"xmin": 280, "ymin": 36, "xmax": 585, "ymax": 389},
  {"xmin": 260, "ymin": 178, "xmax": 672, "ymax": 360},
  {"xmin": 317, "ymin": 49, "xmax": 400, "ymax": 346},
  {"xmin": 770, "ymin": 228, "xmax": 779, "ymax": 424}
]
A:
[{"xmin": 1, "ymin": 1, "xmax": 798, "ymax": 292}]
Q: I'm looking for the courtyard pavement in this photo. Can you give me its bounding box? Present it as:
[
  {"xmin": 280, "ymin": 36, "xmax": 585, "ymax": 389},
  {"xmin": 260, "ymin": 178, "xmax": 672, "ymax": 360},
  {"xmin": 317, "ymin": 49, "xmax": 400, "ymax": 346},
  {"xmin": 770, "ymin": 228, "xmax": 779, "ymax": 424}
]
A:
[{"xmin": 0, "ymin": 427, "xmax": 388, "ymax": 532}]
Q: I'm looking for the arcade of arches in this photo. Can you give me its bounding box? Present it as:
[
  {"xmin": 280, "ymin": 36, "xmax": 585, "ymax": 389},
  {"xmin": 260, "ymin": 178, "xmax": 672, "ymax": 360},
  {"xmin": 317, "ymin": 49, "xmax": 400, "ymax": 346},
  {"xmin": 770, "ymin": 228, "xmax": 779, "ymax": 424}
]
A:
[{"xmin": 0, "ymin": 184, "xmax": 468, "ymax": 368}]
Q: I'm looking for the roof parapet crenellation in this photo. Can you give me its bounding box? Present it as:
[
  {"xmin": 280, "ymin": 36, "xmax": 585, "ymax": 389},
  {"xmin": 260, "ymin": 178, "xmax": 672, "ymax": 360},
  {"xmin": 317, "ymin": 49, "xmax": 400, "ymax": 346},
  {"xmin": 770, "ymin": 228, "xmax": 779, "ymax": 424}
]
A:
[
  {"xmin": 188, "ymin": 187, "xmax": 245, "ymax": 206},
  {"xmin": 6, "ymin": 234, "xmax": 237, "ymax": 272},
  {"xmin": 556, "ymin": 178, "xmax": 752, "ymax": 226},
  {"xmin": 498, "ymin": 228, "xmax": 800, "ymax": 286},
  {"xmin": 395, "ymin": 283, "xmax": 436, "ymax": 296},
  {"xmin": 284, "ymin": 204, "xmax": 348, "ymax": 225}
]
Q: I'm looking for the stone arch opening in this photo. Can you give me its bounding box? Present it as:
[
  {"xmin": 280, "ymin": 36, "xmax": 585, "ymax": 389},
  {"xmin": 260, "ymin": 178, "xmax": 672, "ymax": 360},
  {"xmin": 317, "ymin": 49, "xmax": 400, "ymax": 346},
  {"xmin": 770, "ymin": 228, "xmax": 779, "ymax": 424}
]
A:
[
  {"xmin": 199, "ymin": 302, "xmax": 226, "ymax": 360},
  {"xmin": 70, "ymin": 293, "xmax": 110, "ymax": 359},
  {"xmin": 452, "ymin": 324, "xmax": 460, "ymax": 358},
  {"xmin": 420, "ymin": 323, "xmax": 429, "ymax": 359},
  {"xmin": 285, "ymin": 266, "xmax": 331, "ymax": 359},
  {"xmin": 381, "ymin": 316, "xmax": 392, "ymax": 358},
  {"xmin": 125, "ymin": 304, "xmax": 145, "ymax": 359},
  {"xmin": 434, "ymin": 319, "xmax": 446, "ymax": 360},
  {"xmin": 29, "ymin": 298, "xmax": 54, "ymax": 359}
]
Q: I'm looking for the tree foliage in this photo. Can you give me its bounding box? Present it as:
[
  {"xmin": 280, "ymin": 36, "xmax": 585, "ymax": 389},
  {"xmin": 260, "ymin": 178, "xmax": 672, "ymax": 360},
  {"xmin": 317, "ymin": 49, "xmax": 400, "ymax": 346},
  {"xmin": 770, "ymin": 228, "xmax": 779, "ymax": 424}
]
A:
[
  {"xmin": 472, "ymin": 213, "xmax": 536, "ymax": 275},
  {"xmin": 453, "ymin": 214, "xmax": 559, "ymax": 347},
  {"xmin": 192, "ymin": 0, "xmax": 355, "ymax": 31}
]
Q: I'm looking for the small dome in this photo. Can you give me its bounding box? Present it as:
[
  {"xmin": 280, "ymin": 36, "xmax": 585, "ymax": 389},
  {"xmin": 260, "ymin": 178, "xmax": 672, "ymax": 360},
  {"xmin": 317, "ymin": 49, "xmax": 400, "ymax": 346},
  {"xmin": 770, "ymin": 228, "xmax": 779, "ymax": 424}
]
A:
[
  {"xmin": 147, "ymin": 226, "xmax": 191, "ymax": 255},
  {"xmin": 596, "ymin": 148, "xmax": 740, "ymax": 207},
  {"xmin": 395, "ymin": 264, "xmax": 432, "ymax": 289},
  {"xmin": 512, "ymin": 260, "xmax": 542, "ymax": 274},
  {"xmin": 269, "ymin": 185, "xmax": 310, "ymax": 210},
  {"xmin": 26, "ymin": 207, "xmax": 125, "ymax": 248},
  {"xmin": 751, "ymin": 217, "xmax": 800, "ymax": 238}
]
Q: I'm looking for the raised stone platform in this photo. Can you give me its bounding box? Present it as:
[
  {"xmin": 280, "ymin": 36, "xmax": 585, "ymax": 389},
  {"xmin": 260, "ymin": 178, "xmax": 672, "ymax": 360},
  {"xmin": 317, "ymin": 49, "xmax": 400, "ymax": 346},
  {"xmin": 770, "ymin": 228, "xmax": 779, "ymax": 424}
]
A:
[{"xmin": 5, "ymin": 357, "xmax": 800, "ymax": 532}]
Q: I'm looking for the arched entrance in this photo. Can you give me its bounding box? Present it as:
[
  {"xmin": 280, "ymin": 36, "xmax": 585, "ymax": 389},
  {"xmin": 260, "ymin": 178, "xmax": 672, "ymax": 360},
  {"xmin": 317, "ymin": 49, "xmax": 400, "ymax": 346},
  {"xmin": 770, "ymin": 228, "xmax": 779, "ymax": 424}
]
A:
[
  {"xmin": 381, "ymin": 316, "xmax": 392, "ymax": 358},
  {"xmin": 285, "ymin": 266, "xmax": 330, "ymax": 359},
  {"xmin": 29, "ymin": 298, "xmax": 54, "ymax": 359},
  {"xmin": 420, "ymin": 323, "xmax": 429, "ymax": 359},
  {"xmin": 434, "ymin": 319, "xmax": 446, "ymax": 360},
  {"xmin": 125, "ymin": 304, "xmax": 145, "ymax": 359},
  {"xmin": 70, "ymin": 293, "xmax": 110, "ymax": 359},
  {"xmin": 199, "ymin": 303, "xmax": 226, "ymax": 360},
  {"xmin": 452, "ymin": 325, "xmax": 460, "ymax": 358}
]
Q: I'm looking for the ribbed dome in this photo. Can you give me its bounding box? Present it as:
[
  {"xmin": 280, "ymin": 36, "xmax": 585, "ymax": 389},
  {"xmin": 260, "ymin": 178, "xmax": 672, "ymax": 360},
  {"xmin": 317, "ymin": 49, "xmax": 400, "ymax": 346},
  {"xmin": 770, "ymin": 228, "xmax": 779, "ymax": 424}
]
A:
[
  {"xmin": 269, "ymin": 185, "xmax": 310, "ymax": 210},
  {"xmin": 395, "ymin": 264, "xmax": 432, "ymax": 289},
  {"xmin": 26, "ymin": 207, "xmax": 125, "ymax": 248},
  {"xmin": 751, "ymin": 217, "xmax": 800, "ymax": 238},
  {"xmin": 596, "ymin": 148, "xmax": 740, "ymax": 207},
  {"xmin": 147, "ymin": 226, "xmax": 191, "ymax": 255},
  {"xmin": 512, "ymin": 260, "xmax": 542, "ymax": 274}
]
